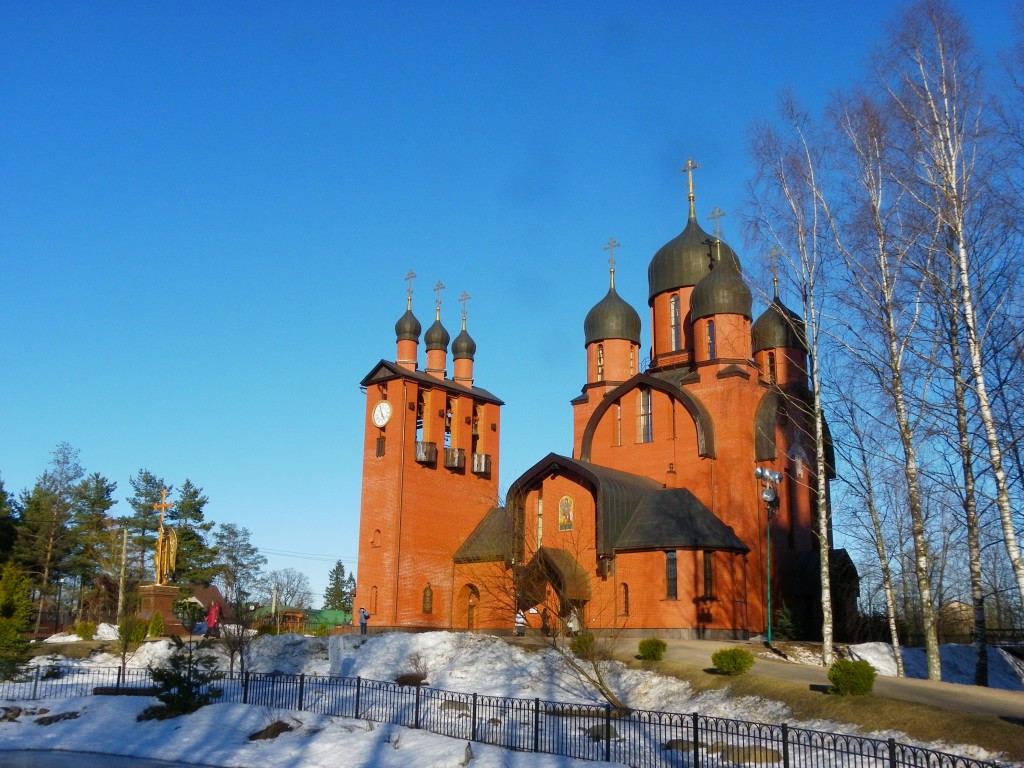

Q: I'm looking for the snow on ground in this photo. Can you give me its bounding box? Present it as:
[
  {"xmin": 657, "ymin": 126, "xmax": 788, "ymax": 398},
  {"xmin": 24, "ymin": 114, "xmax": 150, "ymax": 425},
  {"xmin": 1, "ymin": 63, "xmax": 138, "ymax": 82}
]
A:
[
  {"xmin": 3, "ymin": 631, "xmax": 1018, "ymax": 767},
  {"xmin": 848, "ymin": 643, "xmax": 1024, "ymax": 691}
]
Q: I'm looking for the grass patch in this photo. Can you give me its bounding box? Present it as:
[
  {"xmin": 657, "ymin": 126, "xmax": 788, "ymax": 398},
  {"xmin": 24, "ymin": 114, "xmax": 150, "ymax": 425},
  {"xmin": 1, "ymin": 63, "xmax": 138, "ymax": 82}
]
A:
[{"xmin": 623, "ymin": 657, "xmax": 1024, "ymax": 763}]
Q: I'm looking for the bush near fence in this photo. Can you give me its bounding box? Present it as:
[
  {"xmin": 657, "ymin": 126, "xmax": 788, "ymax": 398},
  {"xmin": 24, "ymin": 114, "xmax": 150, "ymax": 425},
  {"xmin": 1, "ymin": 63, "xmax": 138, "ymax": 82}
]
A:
[{"xmin": 0, "ymin": 664, "xmax": 1001, "ymax": 768}]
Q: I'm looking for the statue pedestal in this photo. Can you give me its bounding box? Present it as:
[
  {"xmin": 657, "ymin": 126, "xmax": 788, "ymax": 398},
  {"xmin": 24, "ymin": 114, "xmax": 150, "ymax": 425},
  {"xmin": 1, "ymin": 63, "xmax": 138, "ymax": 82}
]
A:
[{"xmin": 138, "ymin": 584, "xmax": 188, "ymax": 637}]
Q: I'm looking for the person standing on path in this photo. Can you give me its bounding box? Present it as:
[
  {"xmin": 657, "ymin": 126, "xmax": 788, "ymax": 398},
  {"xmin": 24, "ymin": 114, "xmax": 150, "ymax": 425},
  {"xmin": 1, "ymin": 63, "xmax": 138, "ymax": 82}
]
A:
[{"xmin": 358, "ymin": 607, "xmax": 370, "ymax": 635}]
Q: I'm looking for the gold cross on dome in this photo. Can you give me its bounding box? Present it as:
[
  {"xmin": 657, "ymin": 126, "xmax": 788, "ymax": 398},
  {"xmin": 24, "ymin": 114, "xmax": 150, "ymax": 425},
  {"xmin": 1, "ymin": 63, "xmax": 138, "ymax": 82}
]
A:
[
  {"xmin": 404, "ymin": 269, "xmax": 417, "ymax": 299},
  {"xmin": 603, "ymin": 237, "xmax": 620, "ymax": 270},
  {"xmin": 458, "ymin": 291, "xmax": 471, "ymax": 321},
  {"xmin": 681, "ymin": 158, "xmax": 700, "ymax": 199},
  {"xmin": 708, "ymin": 207, "xmax": 726, "ymax": 240},
  {"xmin": 768, "ymin": 247, "xmax": 781, "ymax": 296},
  {"xmin": 433, "ymin": 280, "xmax": 445, "ymax": 309}
]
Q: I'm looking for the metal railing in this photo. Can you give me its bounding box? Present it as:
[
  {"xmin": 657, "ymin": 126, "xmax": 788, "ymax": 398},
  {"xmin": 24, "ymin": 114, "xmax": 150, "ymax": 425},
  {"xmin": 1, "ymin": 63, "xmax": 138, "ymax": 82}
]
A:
[{"xmin": 0, "ymin": 663, "xmax": 1003, "ymax": 768}]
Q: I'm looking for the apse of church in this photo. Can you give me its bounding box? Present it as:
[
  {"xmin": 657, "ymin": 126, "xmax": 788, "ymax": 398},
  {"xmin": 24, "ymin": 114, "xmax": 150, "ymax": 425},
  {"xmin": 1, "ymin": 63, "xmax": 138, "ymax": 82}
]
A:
[{"xmin": 355, "ymin": 165, "xmax": 849, "ymax": 639}]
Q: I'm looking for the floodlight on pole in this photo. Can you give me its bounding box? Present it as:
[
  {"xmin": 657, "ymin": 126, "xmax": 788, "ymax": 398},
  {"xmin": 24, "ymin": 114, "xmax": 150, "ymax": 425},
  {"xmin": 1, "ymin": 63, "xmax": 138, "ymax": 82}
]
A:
[{"xmin": 755, "ymin": 467, "xmax": 782, "ymax": 644}]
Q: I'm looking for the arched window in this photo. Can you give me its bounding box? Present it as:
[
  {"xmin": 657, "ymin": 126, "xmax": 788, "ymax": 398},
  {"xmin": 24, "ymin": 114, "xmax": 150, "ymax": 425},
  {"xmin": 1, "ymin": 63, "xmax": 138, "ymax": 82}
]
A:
[
  {"xmin": 596, "ymin": 344, "xmax": 605, "ymax": 381},
  {"xmin": 665, "ymin": 551, "xmax": 677, "ymax": 599},
  {"xmin": 422, "ymin": 584, "xmax": 433, "ymax": 614},
  {"xmin": 370, "ymin": 586, "xmax": 378, "ymax": 614},
  {"xmin": 707, "ymin": 320, "xmax": 717, "ymax": 360},
  {"xmin": 630, "ymin": 346, "xmax": 635, "ymax": 375},
  {"xmin": 767, "ymin": 352, "xmax": 777, "ymax": 384},
  {"xmin": 637, "ymin": 388, "xmax": 653, "ymax": 443},
  {"xmin": 620, "ymin": 583, "xmax": 630, "ymax": 616},
  {"xmin": 371, "ymin": 529, "xmax": 382, "ymax": 547},
  {"xmin": 670, "ymin": 294, "xmax": 682, "ymax": 350}
]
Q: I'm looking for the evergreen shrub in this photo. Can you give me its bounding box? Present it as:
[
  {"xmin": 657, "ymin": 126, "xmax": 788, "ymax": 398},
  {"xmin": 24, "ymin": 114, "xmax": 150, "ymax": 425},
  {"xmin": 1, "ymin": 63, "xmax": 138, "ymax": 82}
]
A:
[
  {"xmin": 147, "ymin": 612, "xmax": 165, "ymax": 638},
  {"xmin": 638, "ymin": 637, "xmax": 667, "ymax": 661},
  {"xmin": 711, "ymin": 647, "xmax": 755, "ymax": 676},
  {"xmin": 74, "ymin": 621, "xmax": 97, "ymax": 641},
  {"xmin": 828, "ymin": 659, "xmax": 876, "ymax": 695},
  {"xmin": 569, "ymin": 631, "xmax": 598, "ymax": 660}
]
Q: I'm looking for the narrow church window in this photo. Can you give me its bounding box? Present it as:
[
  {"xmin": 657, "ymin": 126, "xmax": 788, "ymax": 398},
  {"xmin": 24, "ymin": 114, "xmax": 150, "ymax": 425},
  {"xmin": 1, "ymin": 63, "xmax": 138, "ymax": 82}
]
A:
[
  {"xmin": 422, "ymin": 584, "xmax": 433, "ymax": 614},
  {"xmin": 620, "ymin": 583, "xmax": 630, "ymax": 615},
  {"xmin": 416, "ymin": 391, "xmax": 426, "ymax": 442},
  {"xmin": 472, "ymin": 403, "xmax": 482, "ymax": 455},
  {"xmin": 630, "ymin": 347, "xmax": 635, "ymax": 375},
  {"xmin": 376, "ymin": 436, "xmax": 386, "ymax": 457},
  {"xmin": 372, "ymin": 529, "xmax": 381, "ymax": 547},
  {"xmin": 703, "ymin": 551, "xmax": 714, "ymax": 598},
  {"xmin": 665, "ymin": 551, "xmax": 677, "ymax": 599},
  {"xmin": 707, "ymin": 320, "xmax": 717, "ymax": 360},
  {"xmin": 444, "ymin": 397, "xmax": 454, "ymax": 448},
  {"xmin": 596, "ymin": 344, "xmax": 605, "ymax": 381},
  {"xmin": 637, "ymin": 388, "xmax": 653, "ymax": 443},
  {"xmin": 767, "ymin": 352, "xmax": 777, "ymax": 384},
  {"xmin": 370, "ymin": 586, "xmax": 378, "ymax": 614},
  {"xmin": 670, "ymin": 294, "xmax": 682, "ymax": 350},
  {"xmin": 615, "ymin": 402, "xmax": 622, "ymax": 446},
  {"xmin": 536, "ymin": 488, "xmax": 543, "ymax": 549}
]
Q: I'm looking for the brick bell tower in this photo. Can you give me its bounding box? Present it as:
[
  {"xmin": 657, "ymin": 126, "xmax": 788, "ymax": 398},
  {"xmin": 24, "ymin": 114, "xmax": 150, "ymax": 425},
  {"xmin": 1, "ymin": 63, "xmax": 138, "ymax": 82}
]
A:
[{"xmin": 354, "ymin": 273, "xmax": 503, "ymax": 630}]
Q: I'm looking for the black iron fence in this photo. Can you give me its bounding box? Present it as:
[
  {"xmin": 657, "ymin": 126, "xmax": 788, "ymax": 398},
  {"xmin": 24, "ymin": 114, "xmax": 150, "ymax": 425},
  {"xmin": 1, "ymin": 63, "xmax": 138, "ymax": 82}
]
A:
[{"xmin": 0, "ymin": 663, "xmax": 1003, "ymax": 768}]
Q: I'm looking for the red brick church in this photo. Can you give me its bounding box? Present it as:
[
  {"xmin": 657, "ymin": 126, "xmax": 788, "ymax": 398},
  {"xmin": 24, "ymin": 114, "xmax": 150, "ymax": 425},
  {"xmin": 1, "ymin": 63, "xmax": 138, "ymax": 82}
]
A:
[{"xmin": 354, "ymin": 169, "xmax": 857, "ymax": 639}]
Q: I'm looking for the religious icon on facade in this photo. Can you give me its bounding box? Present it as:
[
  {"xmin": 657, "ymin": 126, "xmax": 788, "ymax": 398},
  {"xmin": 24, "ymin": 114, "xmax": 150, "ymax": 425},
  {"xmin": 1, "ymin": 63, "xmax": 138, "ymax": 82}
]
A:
[{"xmin": 558, "ymin": 494, "xmax": 574, "ymax": 531}]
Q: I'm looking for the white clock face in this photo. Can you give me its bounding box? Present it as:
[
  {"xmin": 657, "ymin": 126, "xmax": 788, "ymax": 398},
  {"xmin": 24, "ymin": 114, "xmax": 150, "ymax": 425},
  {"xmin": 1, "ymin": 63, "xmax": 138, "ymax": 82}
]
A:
[{"xmin": 371, "ymin": 400, "xmax": 392, "ymax": 428}]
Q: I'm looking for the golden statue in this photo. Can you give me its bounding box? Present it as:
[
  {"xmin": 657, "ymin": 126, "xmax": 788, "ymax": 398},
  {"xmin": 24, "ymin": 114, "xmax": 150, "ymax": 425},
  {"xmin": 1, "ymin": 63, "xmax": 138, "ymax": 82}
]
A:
[{"xmin": 153, "ymin": 489, "xmax": 177, "ymax": 585}]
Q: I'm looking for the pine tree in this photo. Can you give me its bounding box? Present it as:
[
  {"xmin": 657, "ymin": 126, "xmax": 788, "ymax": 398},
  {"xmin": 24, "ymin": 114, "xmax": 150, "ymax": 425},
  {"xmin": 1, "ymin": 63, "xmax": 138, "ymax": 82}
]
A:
[
  {"xmin": 212, "ymin": 524, "xmax": 266, "ymax": 605},
  {"xmin": 170, "ymin": 480, "xmax": 218, "ymax": 586},
  {"xmin": 69, "ymin": 472, "xmax": 119, "ymax": 619},
  {"xmin": 0, "ymin": 562, "xmax": 33, "ymax": 677},
  {"xmin": 323, "ymin": 560, "xmax": 348, "ymax": 611},
  {"xmin": 0, "ymin": 478, "xmax": 17, "ymax": 563}
]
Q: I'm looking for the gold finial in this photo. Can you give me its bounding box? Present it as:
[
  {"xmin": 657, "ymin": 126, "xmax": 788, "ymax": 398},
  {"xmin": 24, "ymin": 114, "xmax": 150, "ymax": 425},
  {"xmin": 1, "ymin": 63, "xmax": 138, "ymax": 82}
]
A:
[
  {"xmin": 404, "ymin": 269, "xmax": 417, "ymax": 309},
  {"xmin": 708, "ymin": 206, "xmax": 726, "ymax": 240},
  {"xmin": 458, "ymin": 291, "xmax": 471, "ymax": 329},
  {"xmin": 715, "ymin": 239, "xmax": 722, "ymax": 263},
  {"xmin": 681, "ymin": 158, "xmax": 700, "ymax": 219},
  {"xmin": 433, "ymin": 280, "xmax": 445, "ymax": 319},
  {"xmin": 768, "ymin": 247, "xmax": 781, "ymax": 298},
  {"xmin": 603, "ymin": 237, "xmax": 620, "ymax": 288}
]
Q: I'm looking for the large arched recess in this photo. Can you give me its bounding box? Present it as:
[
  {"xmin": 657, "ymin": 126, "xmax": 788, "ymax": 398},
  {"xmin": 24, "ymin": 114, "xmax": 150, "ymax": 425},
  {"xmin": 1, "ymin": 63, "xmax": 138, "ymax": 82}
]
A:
[
  {"xmin": 753, "ymin": 383, "xmax": 836, "ymax": 477},
  {"xmin": 579, "ymin": 373, "xmax": 716, "ymax": 461}
]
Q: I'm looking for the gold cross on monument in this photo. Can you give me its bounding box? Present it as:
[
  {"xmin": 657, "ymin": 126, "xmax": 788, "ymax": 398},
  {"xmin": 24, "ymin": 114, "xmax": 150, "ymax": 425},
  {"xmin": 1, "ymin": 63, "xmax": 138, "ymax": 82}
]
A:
[
  {"xmin": 708, "ymin": 207, "xmax": 726, "ymax": 240},
  {"xmin": 458, "ymin": 291, "xmax": 471, "ymax": 322},
  {"xmin": 153, "ymin": 488, "xmax": 173, "ymax": 527}
]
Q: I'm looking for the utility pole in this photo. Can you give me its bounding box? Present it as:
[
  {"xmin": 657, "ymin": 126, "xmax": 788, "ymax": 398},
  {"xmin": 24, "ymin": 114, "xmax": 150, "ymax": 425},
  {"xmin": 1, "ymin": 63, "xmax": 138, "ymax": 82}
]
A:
[{"xmin": 116, "ymin": 528, "xmax": 128, "ymax": 624}]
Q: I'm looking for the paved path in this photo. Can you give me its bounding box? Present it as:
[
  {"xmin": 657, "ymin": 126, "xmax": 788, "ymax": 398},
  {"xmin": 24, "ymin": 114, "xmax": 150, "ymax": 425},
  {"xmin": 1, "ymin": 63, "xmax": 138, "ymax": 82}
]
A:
[{"xmin": 658, "ymin": 639, "xmax": 1024, "ymax": 721}]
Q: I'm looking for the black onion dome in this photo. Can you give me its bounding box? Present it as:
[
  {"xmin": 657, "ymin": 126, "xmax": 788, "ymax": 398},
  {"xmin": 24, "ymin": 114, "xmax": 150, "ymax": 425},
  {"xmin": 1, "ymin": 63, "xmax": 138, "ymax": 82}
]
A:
[
  {"xmin": 648, "ymin": 214, "xmax": 742, "ymax": 304},
  {"xmin": 425, "ymin": 317, "xmax": 450, "ymax": 351},
  {"xmin": 690, "ymin": 251, "xmax": 753, "ymax": 321},
  {"xmin": 395, "ymin": 308, "xmax": 421, "ymax": 342},
  {"xmin": 752, "ymin": 295, "xmax": 807, "ymax": 352},
  {"xmin": 452, "ymin": 327, "xmax": 477, "ymax": 360},
  {"xmin": 584, "ymin": 283, "xmax": 642, "ymax": 345}
]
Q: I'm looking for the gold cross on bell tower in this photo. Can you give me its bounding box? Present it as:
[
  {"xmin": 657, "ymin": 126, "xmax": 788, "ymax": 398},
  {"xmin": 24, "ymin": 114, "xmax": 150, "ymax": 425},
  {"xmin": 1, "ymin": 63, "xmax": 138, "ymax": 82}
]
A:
[{"xmin": 681, "ymin": 158, "xmax": 700, "ymax": 218}]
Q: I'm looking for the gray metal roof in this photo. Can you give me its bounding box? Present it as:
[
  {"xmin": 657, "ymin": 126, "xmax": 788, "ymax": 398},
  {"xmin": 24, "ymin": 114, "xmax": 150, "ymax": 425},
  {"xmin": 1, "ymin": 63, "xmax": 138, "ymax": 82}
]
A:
[
  {"xmin": 648, "ymin": 213, "xmax": 741, "ymax": 303},
  {"xmin": 690, "ymin": 251, "xmax": 753, "ymax": 321},
  {"xmin": 583, "ymin": 285, "xmax": 641, "ymax": 345},
  {"xmin": 752, "ymin": 296, "xmax": 807, "ymax": 352},
  {"xmin": 615, "ymin": 487, "xmax": 748, "ymax": 553},
  {"xmin": 360, "ymin": 359, "xmax": 504, "ymax": 405},
  {"xmin": 453, "ymin": 506, "xmax": 516, "ymax": 563}
]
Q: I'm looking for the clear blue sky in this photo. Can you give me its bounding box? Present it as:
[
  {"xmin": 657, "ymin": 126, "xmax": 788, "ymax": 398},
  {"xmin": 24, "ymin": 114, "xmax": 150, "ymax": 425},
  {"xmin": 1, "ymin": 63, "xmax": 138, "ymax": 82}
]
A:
[{"xmin": 1, "ymin": 2, "xmax": 1013, "ymax": 606}]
